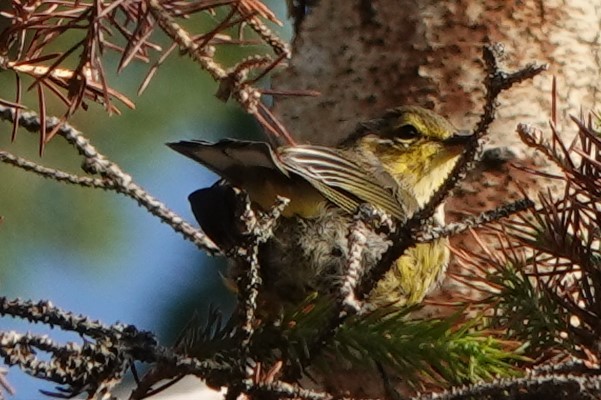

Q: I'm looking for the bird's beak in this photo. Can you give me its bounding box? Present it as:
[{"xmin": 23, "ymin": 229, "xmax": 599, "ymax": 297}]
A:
[{"xmin": 443, "ymin": 130, "xmax": 473, "ymax": 146}]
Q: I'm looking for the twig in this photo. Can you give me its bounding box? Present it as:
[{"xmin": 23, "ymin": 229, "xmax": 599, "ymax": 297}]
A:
[
  {"xmin": 0, "ymin": 149, "xmax": 108, "ymax": 187},
  {"xmin": 0, "ymin": 367, "xmax": 14, "ymax": 398},
  {"xmin": 340, "ymin": 204, "xmax": 397, "ymax": 315},
  {"xmin": 340, "ymin": 217, "xmax": 369, "ymax": 315},
  {"xmin": 232, "ymin": 191, "xmax": 289, "ymax": 385},
  {"xmin": 146, "ymin": 0, "xmax": 293, "ymax": 143},
  {"xmin": 248, "ymin": 379, "xmax": 333, "ymax": 400},
  {"xmin": 244, "ymin": 14, "xmax": 290, "ymax": 57},
  {"xmin": 416, "ymin": 199, "xmax": 534, "ymax": 242},
  {"xmin": 0, "ymin": 104, "xmax": 220, "ymax": 254},
  {"xmin": 412, "ymin": 370, "xmax": 601, "ymax": 400},
  {"xmin": 0, "ymin": 296, "xmax": 231, "ymax": 398},
  {"xmin": 0, "ymin": 297, "xmax": 152, "ymax": 344},
  {"xmin": 0, "ymin": 331, "xmax": 127, "ymax": 397},
  {"xmin": 234, "ymin": 190, "xmax": 264, "ymax": 358}
]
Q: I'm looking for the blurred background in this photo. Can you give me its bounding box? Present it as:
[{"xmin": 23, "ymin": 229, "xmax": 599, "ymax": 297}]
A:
[{"xmin": 0, "ymin": 2, "xmax": 292, "ymax": 398}]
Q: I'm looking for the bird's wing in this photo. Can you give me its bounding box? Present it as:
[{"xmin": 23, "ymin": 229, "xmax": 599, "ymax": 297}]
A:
[
  {"xmin": 168, "ymin": 140, "xmax": 410, "ymax": 220},
  {"xmin": 277, "ymin": 145, "xmax": 409, "ymax": 220},
  {"xmin": 170, "ymin": 139, "xmax": 339, "ymax": 219},
  {"xmin": 167, "ymin": 139, "xmax": 289, "ymax": 181}
]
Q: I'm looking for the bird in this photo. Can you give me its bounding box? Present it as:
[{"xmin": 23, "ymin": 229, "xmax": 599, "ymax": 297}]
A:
[{"xmin": 168, "ymin": 106, "xmax": 472, "ymax": 309}]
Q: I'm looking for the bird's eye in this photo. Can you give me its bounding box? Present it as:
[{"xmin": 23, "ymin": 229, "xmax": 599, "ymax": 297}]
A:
[{"xmin": 395, "ymin": 124, "xmax": 420, "ymax": 141}]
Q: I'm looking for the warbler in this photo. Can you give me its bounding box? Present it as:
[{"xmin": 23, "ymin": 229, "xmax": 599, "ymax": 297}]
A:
[{"xmin": 168, "ymin": 106, "xmax": 472, "ymax": 308}]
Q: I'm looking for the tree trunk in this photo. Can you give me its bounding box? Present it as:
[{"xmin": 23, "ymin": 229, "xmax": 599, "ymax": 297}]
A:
[
  {"xmin": 275, "ymin": 1, "xmax": 600, "ymax": 148},
  {"xmin": 272, "ymin": 0, "xmax": 601, "ymax": 396}
]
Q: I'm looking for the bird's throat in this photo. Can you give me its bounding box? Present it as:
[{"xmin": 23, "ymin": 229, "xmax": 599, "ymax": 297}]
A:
[{"xmin": 413, "ymin": 155, "xmax": 461, "ymax": 207}]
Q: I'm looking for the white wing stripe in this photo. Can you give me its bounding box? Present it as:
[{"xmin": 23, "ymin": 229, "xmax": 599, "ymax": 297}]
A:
[{"xmin": 277, "ymin": 146, "xmax": 406, "ymax": 219}]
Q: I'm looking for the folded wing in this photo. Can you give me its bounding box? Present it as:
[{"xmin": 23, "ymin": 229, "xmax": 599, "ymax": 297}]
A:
[
  {"xmin": 277, "ymin": 146, "xmax": 411, "ymax": 220},
  {"xmin": 168, "ymin": 139, "xmax": 412, "ymax": 220}
]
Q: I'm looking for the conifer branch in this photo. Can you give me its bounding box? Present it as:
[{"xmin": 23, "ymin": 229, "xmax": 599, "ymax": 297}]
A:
[
  {"xmin": 0, "ymin": 297, "xmax": 233, "ymax": 399},
  {"xmin": 0, "ymin": 0, "xmax": 294, "ymax": 150}
]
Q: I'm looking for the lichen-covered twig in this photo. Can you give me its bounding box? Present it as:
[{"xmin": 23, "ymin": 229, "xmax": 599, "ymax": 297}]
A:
[
  {"xmin": 416, "ymin": 198, "xmax": 534, "ymax": 243},
  {"xmin": 228, "ymin": 191, "xmax": 290, "ymax": 397},
  {"xmin": 412, "ymin": 368, "xmax": 601, "ymax": 400},
  {"xmin": 340, "ymin": 204, "xmax": 398, "ymax": 316},
  {"xmin": 0, "ymin": 104, "xmax": 220, "ymax": 254},
  {"xmin": 0, "ymin": 296, "xmax": 232, "ymax": 399},
  {"xmin": 0, "ymin": 150, "xmax": 107, "ymax": 188}
]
